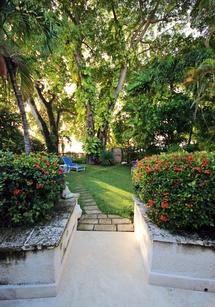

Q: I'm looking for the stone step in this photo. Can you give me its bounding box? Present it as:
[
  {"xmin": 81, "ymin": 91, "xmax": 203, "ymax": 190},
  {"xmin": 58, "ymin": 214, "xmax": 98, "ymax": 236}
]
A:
[
  {"xmin": 77, "ymin": 224, "xmax": 94, "ymax": 231},
  {"xmin": 98, "ymin": 219, "xmax": 112, "ymax": 225},
  {"xmin": 108, "ymin": 214, "xmax": 121, "ymax": 218},
  {"xmin": 117, "ymin": 224, "xmax": 134, "ymax": 232},
  {"xmin": 98, "ymin": 214, "xmax": 108, "ymax": 218},
  {"xmin": 84, "ymin": 199, "xmax": 96, "ymax": 203},
  {"xmin": 81, "ymin": 198, "xmax": 94, "ymax": 202},
  {"xmin": 85, "ymin": 209, "xmax": 101, "ymax": 214},
  {"xmin": 80, "ymin": 219, "xmax": 99, "ymax": 224},
  {"xmin": 84, "ymin": 206, "xmax": 98, "ymax": 210},
  {"xmin": 80, "ymin": 214, "xmax": 98, "ymax": 219},
  {"xmin": 84, "ymin": 202, "xmax": 97, "ymax": 206},
  {"xmin": 94, "ymin": 224, "xmax": 117, "ymax": 231},
  {"xmin": 112, "ymin": 218, "xmax": 132, "ymax": 224}
]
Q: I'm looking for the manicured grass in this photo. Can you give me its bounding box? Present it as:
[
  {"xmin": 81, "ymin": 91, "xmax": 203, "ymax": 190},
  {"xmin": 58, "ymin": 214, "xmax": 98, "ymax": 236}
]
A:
[{"xmin": 66, "ymin": 165, "xmax": 134, "ymax": 218}]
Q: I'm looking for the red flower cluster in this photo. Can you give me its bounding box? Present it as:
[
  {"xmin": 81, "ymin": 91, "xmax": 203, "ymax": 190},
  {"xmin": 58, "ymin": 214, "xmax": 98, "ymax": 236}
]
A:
[
  {"xmin": 13, "ymin": 188, "xmax": 22, "ymax": 196},
  {"xmin": 195, "ymin": 167, "xmax": 201, "ymax": 173},
  {"xmin": 146, "ymin": 167, "xmax": 155, "ymax": 173},
  {"xmin": 186, "ymin": 155, "xmax": 194, "ymax": 162},
  {"xmin": 161, "ymin": 201, "xmax": 168, "ymax": 209},
  {"xmin": 173, "ymin": 167, "xmax": 183, "ymax": 171},
  {"xmin": 202, "ymin": 158, "xmax": 208, "ymax": 167},
  {"xmin": 160, "ymin": 215, "xmax": 168, "ymax": 222},
  {"xmin": 147, "ymin": 199, "xmax": 154, "ymax": 207},
  {"xmin": 58, "ymin": 168, "xmax": 63, "ymax": 175}
]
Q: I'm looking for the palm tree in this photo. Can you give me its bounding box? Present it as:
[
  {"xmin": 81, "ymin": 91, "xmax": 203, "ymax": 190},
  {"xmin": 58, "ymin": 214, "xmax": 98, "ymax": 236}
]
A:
[
  {"xmin": 3, "ymin": 53, "xmax": 33, "ymax": 154},
  {"xmin": 185, "ymin": 58, "xmax": 215, "ymax": 118},
  {"xmin": 0, "ymin": 0, "xmax": 54, "ymax": 154}
]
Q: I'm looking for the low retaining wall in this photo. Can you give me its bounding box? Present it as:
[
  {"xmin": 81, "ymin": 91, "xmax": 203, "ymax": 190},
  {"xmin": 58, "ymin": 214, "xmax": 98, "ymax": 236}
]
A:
[
  {"xmin": 0, "ymin": 198, "xmax": 80, "ymax": 300},
  {"xmin": 133, "ymin": 195, "xmax": 215, "ymax": 293}
]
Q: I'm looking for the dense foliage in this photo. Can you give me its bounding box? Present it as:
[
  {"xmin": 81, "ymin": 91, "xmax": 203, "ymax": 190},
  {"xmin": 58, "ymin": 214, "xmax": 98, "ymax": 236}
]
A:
[
  {"xmin": 0, "ymin": 152, "xmax": 64, "ymax": 226},
  {"xmin": 101, "ymin": 150, "xmax": 114, "ymax": 166},
  {"xmin": 132, "ymin": 152, "xmax": 215, "ymax": 231},
  {"xmin": 0, "ymin": 108, "xmax": 45, "ymax": 153},
  {"xmin": 0, "ymin": 1, "xmax": 214, "ymax": 160},
  {"xmin": 114, "ymin": 45, "xmax": 215, "ymax": 153}
]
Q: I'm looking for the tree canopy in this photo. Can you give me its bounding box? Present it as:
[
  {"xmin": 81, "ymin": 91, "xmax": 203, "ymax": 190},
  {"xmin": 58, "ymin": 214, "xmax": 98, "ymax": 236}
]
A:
[{"xmin": 0, "ymin": 0, "xmax": 214, "ymax": 158}]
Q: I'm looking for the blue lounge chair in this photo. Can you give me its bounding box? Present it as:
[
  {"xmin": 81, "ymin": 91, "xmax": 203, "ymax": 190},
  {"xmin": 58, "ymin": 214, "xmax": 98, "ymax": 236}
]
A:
[{"xmin": 62, "ymin": 156, "xmax": 86, "ymax": 172}]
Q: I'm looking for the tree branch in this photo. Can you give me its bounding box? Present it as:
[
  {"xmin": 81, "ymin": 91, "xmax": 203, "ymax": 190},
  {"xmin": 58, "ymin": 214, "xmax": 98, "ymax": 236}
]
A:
[
  {"xmin": 35, "ymin": 82, "xmax": 58, "ymax": 133},
  {"xmin": 28, "ymin": 97, "xmax": 48, "ymax": 132},
  {"xmin": 130, "ymin": 0, "xmax": 161, "ymax": 48},
  {"xmin": 56, "ymin": 108, "xmax": 76, "ymax": 128},
  {"xmin": 111, "ymin": 1, "xmax": 119, "ymax": 24},
  {"xmin": 35, "ymin": 82, "xmax": 48, "ymax": 107},
  {"xmin": 82, "ymin": 41, "xmax": 95, "ymax": 55}
]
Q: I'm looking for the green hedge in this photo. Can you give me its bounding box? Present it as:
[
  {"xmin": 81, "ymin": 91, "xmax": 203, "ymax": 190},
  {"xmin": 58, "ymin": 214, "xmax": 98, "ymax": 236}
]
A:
[
  {"xmin": 132, "ymin": 152, "xmax": 215, "ymax": 231},
  {"xmin": 0, "ymin": 152, "xmax": 64, "ymax": 227}
]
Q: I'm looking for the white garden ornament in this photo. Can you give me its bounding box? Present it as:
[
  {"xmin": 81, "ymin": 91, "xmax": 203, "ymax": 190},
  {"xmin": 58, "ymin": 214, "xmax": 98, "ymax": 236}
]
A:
[{"xmin": 62, "ymin": 184, "xmax": 82, "ymax": 219}]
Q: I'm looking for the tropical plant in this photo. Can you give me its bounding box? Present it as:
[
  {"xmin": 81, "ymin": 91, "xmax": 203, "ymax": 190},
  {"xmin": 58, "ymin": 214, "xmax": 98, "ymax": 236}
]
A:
[
  {"xmin": 83, "ymin": 136, "xmax": 102, "ymax": 164},
  {"xmin": 101, "ymin": 150, "xmax": 114, "ymax": 166},
  {"xmin": 0, "ymin": 0, "xmax": 55, "ymax": 154}
]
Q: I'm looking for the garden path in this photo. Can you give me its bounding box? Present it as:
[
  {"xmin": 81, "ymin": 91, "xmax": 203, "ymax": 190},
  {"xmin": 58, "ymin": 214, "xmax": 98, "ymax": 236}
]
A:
[{"xmin": 74, "ymin": 186, "xmax": 134, "ymax": 232}]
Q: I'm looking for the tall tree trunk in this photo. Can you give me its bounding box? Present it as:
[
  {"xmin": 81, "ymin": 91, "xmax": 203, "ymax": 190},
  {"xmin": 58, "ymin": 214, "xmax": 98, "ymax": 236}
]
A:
[
  {"xmin": 6, "ymin": 58, "xmax": 31, "ymax": 154},
  {"xmin": 35, "ymin": 83, "xmax": 59, "ymax": 153},
  {"xmin": 28, "ymin": 97, "xmax": 57, "ymax": 153},
  {"xmin": 86, "ymin": 102, "xmax": 95, "ymax": 137},
  {"xmin": 98, "ymin": 65, "xmax": 128, "ymax": 149},
  {"xmin": 97, "ymin": 1, "xmax": 159, "ymax": 149}
]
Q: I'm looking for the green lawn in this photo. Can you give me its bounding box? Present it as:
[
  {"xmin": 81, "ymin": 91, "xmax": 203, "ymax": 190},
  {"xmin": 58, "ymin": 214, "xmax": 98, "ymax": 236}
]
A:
[{"xmin": 66, "ymin": 165, "xmax": 134, "ymax": 218}]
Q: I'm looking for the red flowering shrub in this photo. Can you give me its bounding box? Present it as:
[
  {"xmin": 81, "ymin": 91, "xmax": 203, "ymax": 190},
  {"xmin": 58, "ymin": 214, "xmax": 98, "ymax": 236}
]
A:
[
  {"xmin": 0, "ymin": 152, "xmax": 64, "ymax": 226},
  {"xmin": 132, "ymin": 152, "xmax": 215, "ymax": 231}
]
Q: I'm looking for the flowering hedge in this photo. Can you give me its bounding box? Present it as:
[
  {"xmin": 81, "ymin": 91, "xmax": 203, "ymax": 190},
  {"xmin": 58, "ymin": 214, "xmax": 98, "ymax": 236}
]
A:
[
  {"xmin": 0, "ymin": 152, "xmax": 64, "ymax": 226},
  {"xmin": 132, "ymin": 152, "xmax": 215, "ymax": 231}
]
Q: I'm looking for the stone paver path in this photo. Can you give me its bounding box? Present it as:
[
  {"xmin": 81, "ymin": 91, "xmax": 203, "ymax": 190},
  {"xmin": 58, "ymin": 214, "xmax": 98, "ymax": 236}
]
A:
[{"xmin": 74, "ymin": 186, "xmax": 134, "ymax": 232}]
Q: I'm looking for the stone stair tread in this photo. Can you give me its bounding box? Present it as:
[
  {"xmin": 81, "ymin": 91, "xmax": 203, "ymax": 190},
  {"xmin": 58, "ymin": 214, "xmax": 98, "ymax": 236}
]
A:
[
  {"xmin": 94, "ymin": 225, "xmax": 117, "ymax": 231},
  {"xmin": 85, "ymin": 210, "xmax": 101, "ymax": 214},
  {"xmin": 80, "ymin": 219, "xmax": 99, "ymax": 224},
  {"xmin": 112, "ymin": 218, "xmax": 132, "ymax": 224},
  {"xmin": 117, "ymin": 224, "xmax": 134, "ymax": 232},
  {"xmin": 98, "ymin": 219, "xmax": 112, "ymax": 225},
  {"xmin": 77, "ymin": 224, "xmax": 94, "ymax": 231}
]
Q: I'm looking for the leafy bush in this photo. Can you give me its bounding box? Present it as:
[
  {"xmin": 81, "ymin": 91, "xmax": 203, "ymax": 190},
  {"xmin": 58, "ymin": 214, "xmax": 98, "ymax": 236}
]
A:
[
  {"xmin": 0, "ymin": 152, "xmax": 64, "ymax": 227},
  {"xmin": 83, "ymin": 136, "xmax": 101, "ymax": 163},
  {"xmin": 0, "ymin": 108, "xmax": 45, "ymax": 153},
  {"xmin": 183, "ymin": 144, "xmax": 199, "ymax": 153},
  {"xmin": 132, "ymin": 152, "xmax": 215, "ymax": 232},
  {"xmin": 101, "ymin": 150, "xmax": 114, "ymax": 166},
  {"xmin": 166, "ymin": 144, "xmax": 182, "ymax": 153}
]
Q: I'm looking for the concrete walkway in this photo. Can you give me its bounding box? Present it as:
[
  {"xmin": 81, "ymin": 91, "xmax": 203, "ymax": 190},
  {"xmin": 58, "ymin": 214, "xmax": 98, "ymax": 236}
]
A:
[
  {"xmin": 1, "ymin": 232, "xmax": 214, "ymax": 307},
  {"xmin": 75, "ymin": 186, "xmax": 134, "ymax": 232}
]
